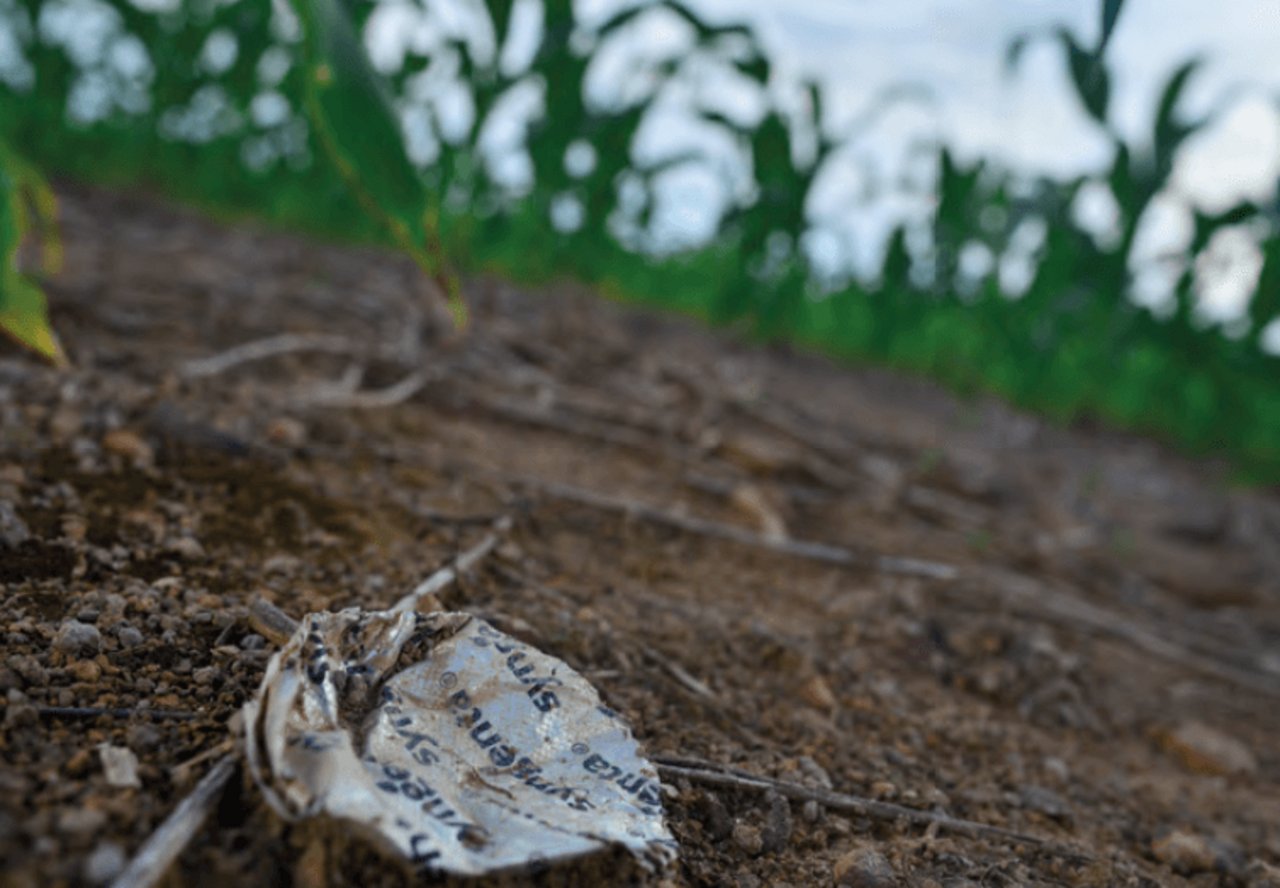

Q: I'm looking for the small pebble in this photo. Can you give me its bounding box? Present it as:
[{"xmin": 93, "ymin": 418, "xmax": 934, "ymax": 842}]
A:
[
  {"xmin": 1246, "ymin": 859, "xmax": 1280, "ymax": 887},
  {"xmin": 126, "ymin": 723, "xmax": 162, "ymax": 752},
  {"xmin": 266, "ymin": 417, "xmax": 307, "ymax": 448},
  {"xmin": 761, "ymin": 791, "xmax": 793, "ymax": 853},
  {"xmin": 117, "ymin": 626, "xmax": 144, "ymax": 648},
  {"xmin": 1160, "ymin": 721, "xmax": 1257, "ymax": 776},
  {"xmin": 695, "ymin": 791, "xmax": 733, "ymax": 841},
  {"xmin": 870, "ymin": 780, "xmax": 898, "ymax": 800},
  {"xmin": 57, "ymin": 807, "xmax": 107, "ymax": 837},
  {"xmin": 98, "ymin": 744, "xmax": 142, "ymax": 789},
  {"xmin": 165, "ymin": 536, "xmax": 206, "ymax": 561},
  {"xmin": 193, "ymin": 666, "xmax": 218, "ymax": 686},
  {"xmin": 54, "ymin": 620, "xmax": 102, "ymax": 657},
  {"xmin": 798, "ymin": 673, "xmax": 838, "ymax": 710},
  {"xmin": 102, "ymin": 428, "xmax": 154, "ymax": 467},
  {"xmin": 796, "ymin": 754, "xmax": 833, "ymax": 789},
  {"xmin": 0, "ymin": 500, "xmax": 29, "ymax": 548},
  {"xmin": 83, "ymin": 841, "xmax": 126, "ymax": 884},
  {"xmin": 67, "ymin": 659, "xmax": 102, "ymax": 683},
  {"xmin": 731, "ymin": 821, "xmax": 764, "ymax": 856},
  {"xmin": 833, "ymin": 848, "xmax": 896, "ymax": 887},
  {"xmin": 7, "ymin": 654, "xmax": 47, "ymax": 686},
  {"xmin": 240, "ymin": 633, "xmax": 266, "ymax": 651},
  {"xmin": 1151, "ymin": 828, "xmax": 1243, "ymax": 876},
  {"xmin": 1042, "ymin": 756, "xmax": 1070, "ymax": 784},
  {"xmin": 1020, "ymin": 785, "xmax": 1072, "ymax": 822},
  {"xmin": 801, "ymin": 799, "xmax": 822, "ymax": 823}
]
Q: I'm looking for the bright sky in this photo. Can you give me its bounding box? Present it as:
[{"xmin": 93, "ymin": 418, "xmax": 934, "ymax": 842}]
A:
[{"xmin": 682, "ymin": 0, "xmax": 1280, "ymax": 206}]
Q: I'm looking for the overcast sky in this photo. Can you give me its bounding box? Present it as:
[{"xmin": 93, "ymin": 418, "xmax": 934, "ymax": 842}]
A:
[{"xmin": 678, "ymin": 0, "xmax": 1280, "ymax": 208}]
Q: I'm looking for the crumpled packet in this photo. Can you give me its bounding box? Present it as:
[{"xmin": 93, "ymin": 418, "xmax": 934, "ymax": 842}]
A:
[{"xmin": 243, "ymin": 608, "xmax": 677, "ymax": 876}]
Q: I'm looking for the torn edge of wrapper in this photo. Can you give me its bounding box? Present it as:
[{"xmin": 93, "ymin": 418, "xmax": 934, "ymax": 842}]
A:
[{"xmin": 242, "ymin": 607, "xmax": 678, "ymax": 877}]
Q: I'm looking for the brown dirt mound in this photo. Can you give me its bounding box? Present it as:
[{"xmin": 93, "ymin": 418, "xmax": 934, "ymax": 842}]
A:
[{"xmin": 2, "ymin": 183, "xmax": 1278, "ymax": 887}]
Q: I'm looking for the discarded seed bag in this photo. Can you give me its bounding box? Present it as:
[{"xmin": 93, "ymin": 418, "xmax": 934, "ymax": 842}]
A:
[{"xmin": 243, "ymin": 608, "xmax": 677, "ymax": 876}]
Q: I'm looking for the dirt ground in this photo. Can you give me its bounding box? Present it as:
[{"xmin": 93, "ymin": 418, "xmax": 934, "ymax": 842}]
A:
[{"xmin": 2, "ymin": 183, "xmax": 1279, "ymax": 887}]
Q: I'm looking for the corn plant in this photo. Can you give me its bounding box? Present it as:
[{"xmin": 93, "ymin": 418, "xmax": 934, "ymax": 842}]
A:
[{"xmin": 0, "ymin": 138, "xmax": 64, "ymax": 365}]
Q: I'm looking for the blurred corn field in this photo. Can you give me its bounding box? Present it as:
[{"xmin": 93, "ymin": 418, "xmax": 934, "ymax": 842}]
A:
[{"xmin": 2, "ymin": 0, "xmax": 1280, "ymax": 478}]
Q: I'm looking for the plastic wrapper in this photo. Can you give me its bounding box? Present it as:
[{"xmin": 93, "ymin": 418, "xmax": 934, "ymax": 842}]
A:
[{"xmin": 243, "ymin": 608, "xmax": 677, "ymax": 876}]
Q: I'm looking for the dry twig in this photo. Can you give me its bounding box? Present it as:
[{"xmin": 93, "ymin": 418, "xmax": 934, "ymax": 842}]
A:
[
  {"xmin": 392, "ymin": 517, "xmax": 512, "ymax": 614},
  {"xmin": 37, "ymin": 706, "xmax": 198, "ymax": 721},
  {"xmin": 655, "ymin": 757, "xmax": 1089, "ymax": 860},
  {"xmin": 248, "ymin": 520, "xmax": 511, "ymax": 644},
  {"xmin": 516, "ymin": 477, "xmax": 958, "ymax": 581},
  {"xmin": 966, "ymin": 568, "xmax": 1280, "ymax": 700},
  {"xmin": 302, "ymin": 368, "xmax": 432, "ymax": 409},
  {"xmin": 110, "ymin": 755, "xmax": 237, "ymax": 888},
  {"xmin": 247, "ymin": 597, "xmax": 300, "ymax": 647},
  {"xmin": 180, "ymin": 332, "xmax": 399, "ymax": 379}
]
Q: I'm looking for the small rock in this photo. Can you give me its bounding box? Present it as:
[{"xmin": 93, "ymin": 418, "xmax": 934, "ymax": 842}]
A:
[
  {"xmin": 102, "ymin": 428, "xmax": 154, "ymax": 467},
  {"xmin": 1042, "ymin": 756, "xmax": 1070, "ymax": 784},
  {"xmin": 870, "ymin": 780, "xmax": 898, "ymax": 800},
  {"xmin": 263, "ymin": 554, "xmax": 302, "ymax": 574},
  {"xmin": 165, "ymin": 536, "xmax": 206, "ymax": 560},
  {"xmin": 4, "ymin": 689, "xmax": 36, "ymax": 728},
  {"xmin": 98, "ymin": 744, "xmax": 142, "ymax": 789},
  {"xmin": 1160, "ymin": 721, "xmax": 1257, "ymax": 776},
  {"xmin": 798, "ymin": 674, "xmax": 838, "ymax": 710},
  {"xmin": 1246, "ymin": 858, "xmax": 1280, "ymax": 888},
  {"xmin": 83, "ymin": 841, "xmax": 127, "ymax": 884},
  {"xmin": 0, "ymin": 500, "xmax": 29, "ymax": 548},
  {"xmin": 760, "ymin": 791, "xmax": 792, "ymax": 853},
  {"xmin": 796, "ymin": 754, "xmax": 833, "ymax": 789},
  {"xmin": 193, "ymin": 666, "xmax": 218, "ymax": 686},
  {"xmin": 58, "ymin": 807, "xmax": 108, "ymax": 837},
  {"xmin": 833, "ymin": 848, "xmax": 896, "ymax": 887},
  {"xmin": 731, "ymin": 821, "xmax": 764, "ymax": 856},
  {"xmin": 1020, "ymin": 785, "xmax": 1072, "ymax": 822},
  {"xmin": 54, "ymin": 620, "xmax": 102, "ymax": 657},
  {"xmin": 801, "ymin": 799, "xmax": 822, "ymax": 823},
  {"xmin": 1151, "ymin": 829, "xmax": 1242, "ymax": 875},
  {"xmin": 266, "ymin": 417, "xmax": 307, "ymax": 448},
  {"xmin": 7, "ymin": 654, "xmax": 47, "ymax": 686},
  {"xmin": 117, "ymin": 626, "xmax": 144, "ymax": 648},
  {"xmin": 240, "ymin": 633, "xmax": 266, "ymax": 651},
  {"xmin": 67, "ymin": 659, "xmax": 102, "ymax": 683},
  {"xmin": 695, "ymin": 791, "xmax": 733, "ymax": 841},
  {"xmin": 126, "ymin": 723, "xmax": 162, "ymax": 752}
]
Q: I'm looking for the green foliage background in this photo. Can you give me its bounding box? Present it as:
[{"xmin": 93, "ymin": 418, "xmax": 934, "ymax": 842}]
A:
[{"xmin": 2, "ymin": 0, "xmax": 1280, "ymax": 479}]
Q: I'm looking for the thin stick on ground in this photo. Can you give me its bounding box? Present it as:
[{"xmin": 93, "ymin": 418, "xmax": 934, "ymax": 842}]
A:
[
  {"xmin": 516, "ymin": 477, "xmax": 958, "ymax": 581},
  {"xmin": 248, "ymin": 520, "xmax": 511, "ymax": 645},
  {"xmin": 966, "ymin": 568, "xmax": 1280, "ymax": 700},
  {"xmin": 393, "ymin": 517, "xmax": 512, "ymax": 613},
  {"xmin": 37, "ymin": 706, "xmax": 198, "ymax": 721},
  {"xmin": 654, "ymin": 758, "xmax": 1090, "ymax": 861},
  {"xmin": 180, "ymin": 332, "xmax": 399, "ymax": 379},
  {"xmin": 247, "ymin": 597, "xmax": 301, "ymax": 647},
  {"xmin": 109, "ymin": 755, "xmax": 237, "ymax": 888},
  {"xmin": 302, "ymin": 368, "xmax": 432, "ymax": 409}
]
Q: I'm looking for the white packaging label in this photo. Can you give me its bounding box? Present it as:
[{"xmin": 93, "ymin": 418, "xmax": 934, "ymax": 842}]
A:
[{"xmin": 243, "ymin": 608, "xmax": 677, "ymax": 876}]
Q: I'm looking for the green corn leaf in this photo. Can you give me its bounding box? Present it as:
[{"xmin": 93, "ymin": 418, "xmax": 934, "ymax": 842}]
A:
[
  {"xmin": 1098, "ymin": 0, "xmax": 1127, "ymax": 54},
  {"xmin": 1061, "ymin": 28, "xmax": 1111, "ymax": 125},
  {"xmin": 1003, "ymin": 33, "xmax": 1030, "ymax": 76},
  {"xmin": 484, "ymin": 0, "xmax": 518, "ymax": 50},
  {"xmin": 289, "ymin": 0, "xmax": 465, "ymax": 328},
  {"xmin": 0, "ymin": 142, "xmax": 66, "ymax": 366},
  {"xmin": 1248, "ymin": 234, "xmax": 1280, "ymax": 336},
  {"xmin": 1152, "ymin": 58, "xmax": 1206, "ymax": 174}
]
